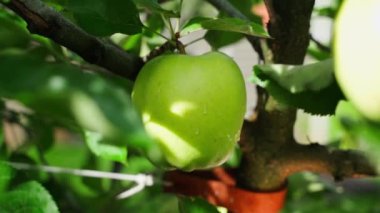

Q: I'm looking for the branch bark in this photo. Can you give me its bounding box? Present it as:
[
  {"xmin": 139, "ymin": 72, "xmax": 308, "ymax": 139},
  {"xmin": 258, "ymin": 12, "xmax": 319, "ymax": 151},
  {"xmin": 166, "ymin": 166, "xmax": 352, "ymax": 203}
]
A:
[
  {"xmin": 245, "ymin": 141, "xmax": 376, "ymax": 191},
  {"xmin": 236, "ymin": 0, "xmax": 376, "ymax": 191},
  {"xmin": 265, "ymin": 0, "xmax": 314, "ymax": 64},
  {"xmin": 1, "ymin": 0, "xmax": 143, "ymax": 80},
  {"xmin": 237, "ymin": 0, "xmax": 313, "ymax": 191}
]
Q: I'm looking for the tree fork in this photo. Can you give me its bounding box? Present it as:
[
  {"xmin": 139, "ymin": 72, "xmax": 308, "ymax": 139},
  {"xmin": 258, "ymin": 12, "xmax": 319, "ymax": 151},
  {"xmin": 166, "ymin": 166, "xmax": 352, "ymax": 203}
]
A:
[{"xmin": 237, "ymin": 0, "xmax": 376, "ymax": 191}]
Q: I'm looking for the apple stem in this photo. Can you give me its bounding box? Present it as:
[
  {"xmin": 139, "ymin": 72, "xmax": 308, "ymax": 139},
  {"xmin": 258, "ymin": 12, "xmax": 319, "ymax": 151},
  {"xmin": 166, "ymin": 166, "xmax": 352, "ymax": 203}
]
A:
[
  {"xmin": 161, "ymin": 14, "xmax": 176, "ymax": 39},
  {"xmin": 184, "ymin": 37, "xmax": 204, "ymax": 47},
  {"xmin": 176, "ymin": 40, "xmax": 187, "ymax": 54},
  {"xmin": 142, "ymin": 25, "xmax": 172, "ymax": 42}
]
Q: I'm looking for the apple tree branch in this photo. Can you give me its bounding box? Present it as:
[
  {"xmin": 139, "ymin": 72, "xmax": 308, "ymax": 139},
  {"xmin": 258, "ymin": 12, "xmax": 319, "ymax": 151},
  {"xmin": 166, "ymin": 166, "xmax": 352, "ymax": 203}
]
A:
[{"xmin": 1, "ymin": 0, "xmax": 143, "ymax": 80}]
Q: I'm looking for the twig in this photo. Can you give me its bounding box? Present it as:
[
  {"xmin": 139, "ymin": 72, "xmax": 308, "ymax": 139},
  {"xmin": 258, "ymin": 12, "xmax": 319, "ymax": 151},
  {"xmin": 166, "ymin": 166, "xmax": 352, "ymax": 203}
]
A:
[
  {"xmin": 1, "ymin": 0, "xmax": 143, "ymax": 80},
  {"xmin": 310, "ymin": 34, "xmax": 331, "ymax": 52},
  {"xmin": 206, "ymin": 0, "xmax": 265, "ymax": 60}
]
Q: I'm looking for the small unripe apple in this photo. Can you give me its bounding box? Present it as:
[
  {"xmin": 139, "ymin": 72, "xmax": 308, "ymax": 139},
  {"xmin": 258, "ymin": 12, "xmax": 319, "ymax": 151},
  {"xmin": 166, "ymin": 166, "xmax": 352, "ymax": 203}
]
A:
[
  {"xmin": 132, "ymin": 52, "xmax": 246, "ymax": 171},
  {"xmin": 335, "ymin": 0, "xmax": 380, "ymax": 122}
]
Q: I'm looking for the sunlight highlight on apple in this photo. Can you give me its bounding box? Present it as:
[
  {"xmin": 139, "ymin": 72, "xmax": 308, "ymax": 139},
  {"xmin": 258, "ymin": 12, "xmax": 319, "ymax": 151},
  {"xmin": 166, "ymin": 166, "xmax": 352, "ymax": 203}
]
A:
[
  {"xmin": 145, "ymin": 121, "xmax": 200, "ymax": 168},
  {"xmin": 170, "ymin": 101, "xmax": 197, "ymax": 117}
]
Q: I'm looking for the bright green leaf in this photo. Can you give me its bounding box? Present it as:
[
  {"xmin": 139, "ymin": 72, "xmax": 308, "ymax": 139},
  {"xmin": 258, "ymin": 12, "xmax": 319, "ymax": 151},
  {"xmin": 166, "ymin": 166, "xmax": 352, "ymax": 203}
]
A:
[
  {"xmin": 67, "ymin": 0, "xmax": 142, "ymax": 36},
  {"xmin": 256, "ymin": 59, "xmax": 334, "ymax": 93},
  {"xmin": 178, "ymin": 197, "xmax": 219, "ymax": 213},
  {"xmin": 181, "ymin": 17, "xmax": 269, "ymax": 38},
  {"xmin": 121, "ymin": 34, "xmax": 143, "ymax": 56},
  {"xmin": 84, "ymin": 131, "xmax": 127, "ymax": 164},
  {"xmin": 0, "ymin": 162, "xmax": 13, "ymax": 192},
  {"xmin": 0, "ymin": 181, "xmax": 59, "ymax": 213},
  {"xmin": 251, "ymin": 59, "xmax": 344, "ymax": 115}
]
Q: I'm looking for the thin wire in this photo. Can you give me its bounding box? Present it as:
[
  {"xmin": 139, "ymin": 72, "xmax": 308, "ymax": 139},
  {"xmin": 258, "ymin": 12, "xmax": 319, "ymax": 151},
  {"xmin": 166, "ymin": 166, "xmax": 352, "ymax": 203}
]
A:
[
  {"xmin": 116, "ymin": 183, "xmax": 145, "ymax": 199},
  {"xmin": 5, "ymin": 161, "xmax": 154, "ymax": 199}
]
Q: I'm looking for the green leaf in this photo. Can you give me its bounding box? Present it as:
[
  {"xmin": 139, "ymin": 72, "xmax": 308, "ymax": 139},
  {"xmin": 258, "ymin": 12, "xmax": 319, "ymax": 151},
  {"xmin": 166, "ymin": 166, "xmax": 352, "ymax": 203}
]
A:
[
  {"xmin": 205, "ymin": 31, "xmax": 243, "ymax": 50},
  {"xmin": 336, "ymin": 101, "xmax": 380, "ymax": 146},
  {"xmin": 122, "ymin": 34, "xmax": 143, "ymax": 56},
  {"xmin": 0, "ymin": 181, "xmax": 59, "ymax": 213},
  {"xmin": 133, "ymin": 0, "xmax": 179, "ymax": 17},
  {"xmin": 335, "ymin": 101, "xmax": 380, "ymax": 169},
  {"xmin": 67, "ymin": 0, "xmax": 142, "ymax": 36},
  {"xmin": 227, "ymin": 0, "xmax": 263, "ymax": 22},
  {"xmin": 0, "ymin": 162, "xmax": 13, "ymax": 192},
  {"xmin": 307, "ymin": 41, "xmax": 331, "ymax": 61},
  {"xmin": 0, "ymin": 51, "xmax": 153, "ymax": 152},
  {"xmin": 178, "ymin": 197, "xmax": 219, "ymax": 213},
  {"xmin": 252, "ymin": 59, "xmax": 344, "ymax": 115},
  {"xmin": 181, "ymin": 17, "xmax": 269, "ymax": 38},
  {"xmin": 0, "ymin": 15, "xmax": 30, "ymax": 50},
  {"xmin": 256, "ymin": 59, "xmax": 334, "ymax": 93},
  {"xmin": 28, "ymin": 118, "xmax": 54, "ymax": 152},
  {"xmin": 84, "ymin": 131, "xmax": 127, "ymax": 164},
  {"xmin": 0, "ymin": 100, "xmax": 4, "ymax": 151}
]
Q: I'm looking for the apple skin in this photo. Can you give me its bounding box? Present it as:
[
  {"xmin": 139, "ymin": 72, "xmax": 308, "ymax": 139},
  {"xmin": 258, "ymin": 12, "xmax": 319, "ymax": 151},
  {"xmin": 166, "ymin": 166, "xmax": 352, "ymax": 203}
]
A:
[
  {"xmin": 132, "ymin": 52, "xmax": 246, "ymax": 171},
  {"xmin": 335, "ymin": 0, "xmax": 380, "ymax": 122}
]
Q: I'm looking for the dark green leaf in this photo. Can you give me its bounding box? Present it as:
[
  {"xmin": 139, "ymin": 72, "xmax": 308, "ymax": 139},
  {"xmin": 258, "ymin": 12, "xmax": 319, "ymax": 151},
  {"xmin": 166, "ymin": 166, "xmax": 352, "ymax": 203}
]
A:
[
  {"xmin": 133, "ymin": 0, "xmax": 179, "ymax": 17},
  {"xmin": 181, "ymin": 17, "xmax": 269, "ymax": 38},
  {"xmin": 143, "ymin": 13, "xmax": 165, "ymax": 38},
  {"xmin": 0, "ymin": 51, "xmax": 153, "ymax": 152},
  {"xmin": 227, "ymin": 0, "xmax": 262, "ymax": 22},
  {"xmin": 307, "ymin": 41, "xmax": 331, "ymax": 61},
  {"xmin": 178, "ymin": 197, "xmax": 219, "ymax": 213},
  {"xmin": 81, "ymin": 154, "xmax": 113, "ymax": 193},
  {"xmin": 0, "ymin": 15, "xmax": 30, "ymax": 50},
  {"xmin": 314, "ymin": 0, "xmax": 343, "ymax": 19},
  {"xmin": 315, "ymin": 7, "xmax": 337, "ymax": 19},
  {"xmin": 283, "ymin": 172, "xmax": 380, "ymax": 213},
  {"xmin": 84, "ymin": 131, "xmax": 127, "ymax": 164},
  {"xmin": 205, "ymin": 31, "xmax": 243, "ymax": 50},
  {"xmin": 0, "ymin": 181, "xmax": 59, "ymax": 213},
  {"xmin": 28, "ymin": 118, "xmax": 54, "ymax": 152},
  {"xmin": 0, "ymin": 100, "xmax": 4, "ymax": 151},
  {"xmin": 252, "ymin": 59, "xmax": 344, "ymax": 115},
  {"xmin": 67, "ymin": 0, "xmax": 142, "ymax": 36}
]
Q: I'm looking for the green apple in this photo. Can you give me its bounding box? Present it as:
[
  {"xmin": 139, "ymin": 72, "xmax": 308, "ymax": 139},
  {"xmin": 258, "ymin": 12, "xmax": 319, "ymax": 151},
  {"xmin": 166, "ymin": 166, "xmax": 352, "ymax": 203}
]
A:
[
  {"xmin": 132, "ymin": 52, "xmax": 246, "ymax": 171},
  {"xmin": 335, "ymin": 0, "xmax": 380, "ymax": 122}
]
